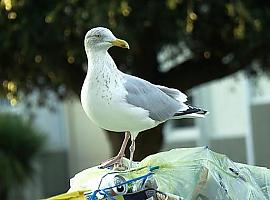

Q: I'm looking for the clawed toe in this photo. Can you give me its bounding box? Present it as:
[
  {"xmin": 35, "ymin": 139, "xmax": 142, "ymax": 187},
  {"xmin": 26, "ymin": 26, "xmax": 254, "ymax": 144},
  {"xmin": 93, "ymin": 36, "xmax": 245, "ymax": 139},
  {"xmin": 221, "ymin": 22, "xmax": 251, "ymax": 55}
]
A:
[
  {"xmin": 98, "ymin": 155, "xmax": 124, "ymax": 169},
  {"xmin": 99, "ymin": 132, "xmax": 130, "ymax": 170}
]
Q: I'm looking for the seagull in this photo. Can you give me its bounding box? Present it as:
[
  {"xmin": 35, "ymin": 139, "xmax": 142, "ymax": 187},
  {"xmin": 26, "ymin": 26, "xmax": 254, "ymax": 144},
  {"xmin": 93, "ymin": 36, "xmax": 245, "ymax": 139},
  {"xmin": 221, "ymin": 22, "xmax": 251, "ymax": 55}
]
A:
[{"xmin": 81, "ymin": 27, "xmax": 208, "ymax": 169}]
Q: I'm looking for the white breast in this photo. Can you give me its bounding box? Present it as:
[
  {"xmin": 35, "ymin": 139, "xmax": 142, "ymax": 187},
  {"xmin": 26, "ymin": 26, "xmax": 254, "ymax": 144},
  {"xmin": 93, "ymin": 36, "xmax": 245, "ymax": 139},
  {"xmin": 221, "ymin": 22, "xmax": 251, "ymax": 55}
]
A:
[{"xmin": 81, "ymin": 74, "xmax": 156, "ymax": 133}]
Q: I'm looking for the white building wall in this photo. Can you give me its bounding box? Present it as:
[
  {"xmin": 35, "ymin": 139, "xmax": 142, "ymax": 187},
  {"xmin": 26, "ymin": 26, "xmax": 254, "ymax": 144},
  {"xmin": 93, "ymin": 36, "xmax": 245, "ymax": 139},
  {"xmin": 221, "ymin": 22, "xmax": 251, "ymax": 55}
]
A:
[{"xmin": 206, "ymin": 73, "xmax": 246, "ymax": 138}]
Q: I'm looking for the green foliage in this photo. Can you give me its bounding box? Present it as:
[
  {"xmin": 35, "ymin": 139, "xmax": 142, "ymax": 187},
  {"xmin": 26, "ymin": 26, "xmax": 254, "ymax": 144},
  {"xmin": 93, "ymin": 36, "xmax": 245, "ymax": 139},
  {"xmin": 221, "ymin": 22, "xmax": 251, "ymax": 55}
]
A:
[
  {"xmin": 0, "ymin": 0, "xmax": 270, "ymax": 104},
  {"xmin": 0, "ymin": 113, "xmax": 44, "ymax": 199}
]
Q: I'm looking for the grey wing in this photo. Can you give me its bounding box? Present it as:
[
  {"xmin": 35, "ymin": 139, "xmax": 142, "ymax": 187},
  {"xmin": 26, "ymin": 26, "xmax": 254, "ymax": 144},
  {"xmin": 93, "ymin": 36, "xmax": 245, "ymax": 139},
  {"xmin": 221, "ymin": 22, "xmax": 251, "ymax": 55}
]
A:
[
  {"xmin": 155, "ymin": 85, "xmax": 187, "ymax": 103},
  {"xmin": 123, "ymin": 74, "xmax": 187, "ymax": 122}
]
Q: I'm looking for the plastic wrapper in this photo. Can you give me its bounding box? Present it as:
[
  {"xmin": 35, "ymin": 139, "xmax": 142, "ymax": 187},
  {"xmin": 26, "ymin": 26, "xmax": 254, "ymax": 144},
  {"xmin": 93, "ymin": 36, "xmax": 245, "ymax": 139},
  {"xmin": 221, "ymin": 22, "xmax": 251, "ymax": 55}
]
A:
[{"xmin": 48, "ymin": 147, "xmax": 270, "ymax": 200}]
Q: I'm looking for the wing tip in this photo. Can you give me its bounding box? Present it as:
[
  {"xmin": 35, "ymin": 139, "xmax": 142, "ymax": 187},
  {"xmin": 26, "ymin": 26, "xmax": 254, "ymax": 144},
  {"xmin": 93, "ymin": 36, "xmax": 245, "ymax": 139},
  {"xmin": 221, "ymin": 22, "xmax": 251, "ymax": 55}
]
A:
[{"xmin": 174, "ymin": 105, "xmax": 209, "ymax": 118}]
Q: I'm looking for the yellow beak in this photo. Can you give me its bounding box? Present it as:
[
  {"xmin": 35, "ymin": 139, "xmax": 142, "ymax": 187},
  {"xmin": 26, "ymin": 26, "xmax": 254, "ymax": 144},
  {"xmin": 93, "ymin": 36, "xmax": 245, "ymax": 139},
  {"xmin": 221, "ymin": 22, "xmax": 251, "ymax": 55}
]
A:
[{"xmin": 111, "ymin": 38, "xmax": 130, "ymax": 49}]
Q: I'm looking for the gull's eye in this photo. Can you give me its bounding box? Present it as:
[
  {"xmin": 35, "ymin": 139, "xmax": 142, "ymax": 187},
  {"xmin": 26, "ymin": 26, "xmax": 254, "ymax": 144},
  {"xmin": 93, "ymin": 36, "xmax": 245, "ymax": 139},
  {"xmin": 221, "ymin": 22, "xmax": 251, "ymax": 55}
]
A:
[{"xmin": 95, "ymin": 34, "xmax": 101, "ymax": 38}]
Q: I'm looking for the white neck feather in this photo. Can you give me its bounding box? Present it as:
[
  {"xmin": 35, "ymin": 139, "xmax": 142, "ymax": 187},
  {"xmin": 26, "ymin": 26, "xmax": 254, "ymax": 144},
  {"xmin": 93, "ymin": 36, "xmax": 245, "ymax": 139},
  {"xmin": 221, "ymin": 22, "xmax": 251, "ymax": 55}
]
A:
[
  {"xmin": 86, "ymin": 50, "xmax": 116, "ymax": 73},
  {"xmin": 83, "ymin": 49, "xmax": 121, "ymax": 90}
]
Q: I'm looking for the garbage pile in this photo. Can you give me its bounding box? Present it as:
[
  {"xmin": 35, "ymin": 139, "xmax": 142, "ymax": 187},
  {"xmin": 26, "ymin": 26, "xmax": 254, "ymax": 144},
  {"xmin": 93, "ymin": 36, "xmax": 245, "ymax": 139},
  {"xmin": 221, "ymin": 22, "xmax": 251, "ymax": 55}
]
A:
[{"xmin": 48, "ymin": 147, "xmax": 270, "ymax": 200}]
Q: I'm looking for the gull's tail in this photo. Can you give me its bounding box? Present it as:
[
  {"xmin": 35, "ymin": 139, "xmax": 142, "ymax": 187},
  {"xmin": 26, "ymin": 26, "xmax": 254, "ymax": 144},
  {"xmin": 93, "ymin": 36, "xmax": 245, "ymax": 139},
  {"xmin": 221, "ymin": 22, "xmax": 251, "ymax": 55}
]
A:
[{"xmin": 173, "ymin": 106, "xmax": 208, "ymax": 119}]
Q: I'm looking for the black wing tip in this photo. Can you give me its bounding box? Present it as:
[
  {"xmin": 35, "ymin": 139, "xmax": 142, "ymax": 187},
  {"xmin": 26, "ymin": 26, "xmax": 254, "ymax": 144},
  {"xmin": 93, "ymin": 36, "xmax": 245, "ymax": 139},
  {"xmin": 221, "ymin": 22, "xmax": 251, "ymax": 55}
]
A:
[{"xmin": 175, "ymin": 105, "xmax": 208, "ymax": 116}]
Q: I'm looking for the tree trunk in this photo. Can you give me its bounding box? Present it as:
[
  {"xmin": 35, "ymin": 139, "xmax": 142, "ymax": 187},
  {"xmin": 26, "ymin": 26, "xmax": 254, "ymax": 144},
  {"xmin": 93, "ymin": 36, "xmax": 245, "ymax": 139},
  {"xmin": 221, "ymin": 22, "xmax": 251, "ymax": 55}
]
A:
[
  {"xmin": 106, "ymin": 125, "xmax": 163, "ymax": 161},
  {"xmin": 0, "ymin": 183, "xmax": 8, "ymax": 200}
]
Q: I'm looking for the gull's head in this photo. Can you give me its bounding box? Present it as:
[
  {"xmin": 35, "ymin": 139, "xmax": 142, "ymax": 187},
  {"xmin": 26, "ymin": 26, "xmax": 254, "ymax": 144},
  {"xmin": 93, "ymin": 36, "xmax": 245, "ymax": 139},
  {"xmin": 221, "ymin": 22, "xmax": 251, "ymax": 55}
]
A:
[{"xmin": 84, "ymin": 27, "xmax": 129, "ymax": 52}]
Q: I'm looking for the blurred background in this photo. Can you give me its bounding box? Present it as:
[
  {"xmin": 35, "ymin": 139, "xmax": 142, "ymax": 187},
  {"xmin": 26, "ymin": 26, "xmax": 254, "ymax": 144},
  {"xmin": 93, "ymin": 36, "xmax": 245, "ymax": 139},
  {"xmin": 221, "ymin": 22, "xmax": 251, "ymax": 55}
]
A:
[{"xmin": 1, "ymin": 0, "xmax": 270, "ymax": 199}]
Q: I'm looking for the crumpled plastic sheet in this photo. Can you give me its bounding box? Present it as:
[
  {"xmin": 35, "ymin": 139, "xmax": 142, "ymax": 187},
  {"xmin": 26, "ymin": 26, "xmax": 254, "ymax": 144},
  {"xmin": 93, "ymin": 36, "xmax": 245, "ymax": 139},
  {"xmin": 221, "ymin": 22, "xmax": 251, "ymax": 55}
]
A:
[{"xmin": 68, "ymin": 147, "xmax": 270, "ymax": 200}]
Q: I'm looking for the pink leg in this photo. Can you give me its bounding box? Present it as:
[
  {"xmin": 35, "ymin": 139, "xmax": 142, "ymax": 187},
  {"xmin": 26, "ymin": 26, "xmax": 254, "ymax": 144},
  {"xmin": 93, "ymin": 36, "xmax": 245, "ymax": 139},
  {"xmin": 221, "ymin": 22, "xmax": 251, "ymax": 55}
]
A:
[
  {"xmin": 129, "ymin": 138, "xmax": 136, "ymax": 169},
  {"xmin": 99, "ymin": 131, "xmax": 130, "ymax": 168}
]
